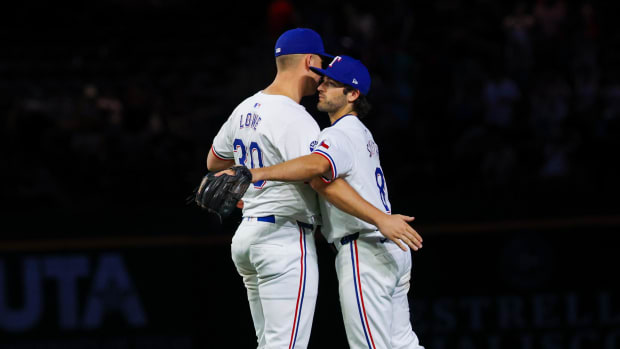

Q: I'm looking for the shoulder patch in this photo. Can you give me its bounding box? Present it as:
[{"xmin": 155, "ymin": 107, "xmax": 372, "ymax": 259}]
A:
[{"xmin": 310, "ymin": 140, "xmax": 318, "ymax": 152}]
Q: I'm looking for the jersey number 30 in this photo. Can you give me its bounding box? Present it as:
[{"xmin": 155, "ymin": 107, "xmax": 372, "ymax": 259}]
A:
[{"xmin": 234, "ymin": 138, "xmax": 266, "ymax": 189}]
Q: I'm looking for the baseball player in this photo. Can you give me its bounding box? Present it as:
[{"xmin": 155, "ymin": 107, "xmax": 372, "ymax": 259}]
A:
[
  {"xmin": 205, "ymin": 28, "xmax": 332, "ymax": 348},
  {"xmin": 244, "ymin": 55, "xmax": 425, "ymax": 348}
]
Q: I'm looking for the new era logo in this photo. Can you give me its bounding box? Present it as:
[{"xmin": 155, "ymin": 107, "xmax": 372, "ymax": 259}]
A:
[
  {"xmin": 352, "ymin": 78, "xmax": 358, "ymax": 85},
  {"xmin": 276, "ymin": 48, "xmax": 281, "ymax": 53}
]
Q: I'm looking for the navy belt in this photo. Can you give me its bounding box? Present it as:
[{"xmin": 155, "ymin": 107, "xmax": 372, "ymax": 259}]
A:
[
  {"xmin": 297, "ymin": 221, "xmax": 314, "ymax": 230},
  {"xmin": 255, "ymin": 215, "xmax": 314, "ymax": 230},
  {"xmin": 340, "ymin": 232, "xmax": 359, "ymax": 245}
]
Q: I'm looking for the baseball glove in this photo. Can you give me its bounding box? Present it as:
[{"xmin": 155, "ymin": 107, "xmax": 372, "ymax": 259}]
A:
[{"xmin": 189, "ymin": 166, "xmax": 252, "ymax": 221}]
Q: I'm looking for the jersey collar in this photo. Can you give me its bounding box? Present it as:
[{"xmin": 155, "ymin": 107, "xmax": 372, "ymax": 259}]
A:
[{"xmin": 331, "ymin": 114, "xmax": 355, "ymax": 126}]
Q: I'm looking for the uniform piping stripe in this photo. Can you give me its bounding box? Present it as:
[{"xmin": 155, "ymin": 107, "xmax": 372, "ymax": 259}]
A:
[
  {"xmin": 289, "ymin": 225, "xmax": 307, "ymax": 349},
  {"xmin": 350, "ymin": 242, "xmax": 376, "ymax": 349},
  {"xmin": 354, "ymin": 241, "xmax": 377, "ymax": 348},
  {"xmin": 211, "ymin": 145, "xmax": 233, "ymax": 160},
  {"xmin": 313, "ymin": 150, "xmax": 337, "ymax": 180}
]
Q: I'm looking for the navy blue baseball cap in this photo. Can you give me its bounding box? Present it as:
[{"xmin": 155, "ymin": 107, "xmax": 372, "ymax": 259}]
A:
[
  {"xmin": 310, "ymin": 55, "xmax": 371, "ymax": 95},
  {"xmin": 274, "ymin": 28, "xmax": 333, "ymax": 59}
]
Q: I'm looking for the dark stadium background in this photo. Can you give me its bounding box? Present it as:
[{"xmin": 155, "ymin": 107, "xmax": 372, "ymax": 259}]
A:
[{"xmin": 1, "ymin": 0, "xmax": 619, "ymax": 348}]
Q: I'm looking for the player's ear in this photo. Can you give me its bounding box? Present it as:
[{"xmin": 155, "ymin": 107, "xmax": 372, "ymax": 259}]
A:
[
  {"xmin": 346, "ymin": 88, "xmax": 361, "ymax": 103},
  {"xmin": 303, "ymin": 54, "xmax": 312, "ymax": 70}
]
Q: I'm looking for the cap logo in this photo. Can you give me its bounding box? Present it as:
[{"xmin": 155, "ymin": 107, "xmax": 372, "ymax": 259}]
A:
[
  {"xmin": 276, "ymin": 48, "xmax": 281, "ymax": 53},
  {"xmin": 328, "ymin": 56, "xmax": 342, "ymax": 68},
  {"xmin": 352, "ymin": 78, "xmax": 358, "ymax": 85}
]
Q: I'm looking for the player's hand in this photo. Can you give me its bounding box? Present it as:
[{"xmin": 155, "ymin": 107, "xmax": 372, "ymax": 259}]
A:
[
  {"xmin": 217, "ymin": 167, "xmax": 261, "ymax": 184},
  {"xmin": 375, "ymin": 215, "xmax": 423, "ymax": 252},
  {"xmin": 215, "ymin": 168, "xmax": 236, "ymax": 177}
]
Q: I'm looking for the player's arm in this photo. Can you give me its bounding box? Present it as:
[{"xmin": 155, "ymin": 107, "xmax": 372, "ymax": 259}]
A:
[
  {"xmin": 207, "ymin": 145, "xmax": 235, "ymax": 171},
  {"xmin": 249, "ymin": 153, "xmax": 331, "ymax": 182},
  {"xmin": 310, "ymin": 177, "xmax": 423, "ymax": 252}
]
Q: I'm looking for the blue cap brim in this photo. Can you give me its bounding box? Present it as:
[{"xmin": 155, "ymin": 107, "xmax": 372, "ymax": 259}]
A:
[
  {"xmin": 310, "ymin": 66, "xmax": 329, "ymax": 78},
  {"xmin": 311, "ymin": 66, "xmax": 349, "ymax": 88}
]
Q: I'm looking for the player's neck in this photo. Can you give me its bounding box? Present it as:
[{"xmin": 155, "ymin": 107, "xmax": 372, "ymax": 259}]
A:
[{"xmin": 263, "ymin": 74, "xmax": 304, "ymax": 104}]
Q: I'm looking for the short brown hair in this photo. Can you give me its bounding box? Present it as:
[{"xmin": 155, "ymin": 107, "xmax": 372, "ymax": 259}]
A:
[{"xmin": 343, "ymin": 86, "xmax": 371, "ymax": 118}]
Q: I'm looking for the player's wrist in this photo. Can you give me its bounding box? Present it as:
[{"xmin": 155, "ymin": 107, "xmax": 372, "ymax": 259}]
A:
[
  {"xmin": 373, "ymin": 211, "xmax": 393, "ymax": 227},
  {"xmin": 249, "ymin": 168, "xmax": 261, "ymax": 183}
]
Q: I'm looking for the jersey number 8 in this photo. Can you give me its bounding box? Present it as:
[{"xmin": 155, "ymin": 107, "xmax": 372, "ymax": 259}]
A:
[{"xmin": 375, "ymin": 167, "xmax": 391, "ymax": 213}]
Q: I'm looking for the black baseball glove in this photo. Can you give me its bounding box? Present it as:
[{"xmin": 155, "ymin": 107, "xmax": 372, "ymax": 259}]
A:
[{"xmin": 189, "ymin": 166, "xmax": 252, "ymax": 221}]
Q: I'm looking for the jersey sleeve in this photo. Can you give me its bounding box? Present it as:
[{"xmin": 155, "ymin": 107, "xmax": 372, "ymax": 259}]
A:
[
  {"xmin": 211, "ymin": 113, "xmax": 235, "ymax": 160},
  {"xmin": 277, "ymin": 114, "xmax": 321, "ymax": 161},
  {"xmin": 311, "ymin": 128, "xmax": 354, "ymax": 182}
]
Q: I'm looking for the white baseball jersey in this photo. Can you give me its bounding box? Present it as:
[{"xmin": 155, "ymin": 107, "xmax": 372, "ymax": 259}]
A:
[
  {"xmin": 313, "ymin": 114, "xmax": 424, "ymax": 349},
  {"xmin": 211, "ymin": 91, "xmax": 321, "ymax": 224},
  {"xmin": 311, "ymin": 114, "xmax": 390, "ymax": 243},
  {"xmin": 212, "ymin": 90, "xmax": 322, "ymax": 349}
]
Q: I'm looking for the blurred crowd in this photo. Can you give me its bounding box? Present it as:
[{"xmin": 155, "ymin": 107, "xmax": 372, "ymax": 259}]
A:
[{"xmin": 2, "ymin": 0, "xmax": 619, "ymax": 225}]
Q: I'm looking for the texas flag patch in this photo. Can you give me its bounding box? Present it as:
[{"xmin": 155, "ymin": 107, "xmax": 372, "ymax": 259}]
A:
[{"xmin": 319, "ymin": 141, "xmax": 329, "ymax": 149}]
